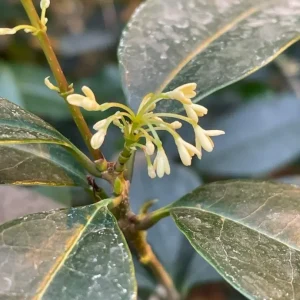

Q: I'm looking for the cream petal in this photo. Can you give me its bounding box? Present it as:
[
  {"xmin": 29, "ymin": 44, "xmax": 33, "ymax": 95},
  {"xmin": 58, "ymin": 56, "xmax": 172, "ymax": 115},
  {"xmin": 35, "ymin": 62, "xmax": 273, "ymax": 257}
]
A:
[
  {"xmin": 177, "ymin": 83, "xmax": 197, "ymax": 98},
  {"xmin": 207, "ymin": 136, "xmax": 214, "ymax": 148},
  {"xmin": 184, "ymin": 105, "xmax": 198, "ymax": 122},
  {"xmin": 81, "ymin": 99, "xmax": 101, "ymax": 111},
  {"xmin": 93, "ymin": 119, "xmax": 108, "ymax": 130},
  {"xmin": 167, "ymin": 90, "xmax": 192, "ymax": 104},
  {"xmin": 170, "ymin": 121, "xmax": 182, "ymax": 129},
  {"xmin": 192, "ymin": 104, "xmax": 208, "ymax": 116},
  {"xmin": 163, "ymin": 152, "xmax": 171, "ymax": 175},
  {"xmin": 148, "ymin": 166, "xmax": 156, "ymax": 178},
  {"xmin": 183, "ymin": 140, "xmax": 201, "ymax": 159},
  {"xmin": 194, "ymin": 126, "xmax": 213, "ymax": 152},
  {"xmin": 205, "ymin": 130, "xmax": 225, "ymax": 136},
  {"xmin": 176, "ymin": 140, "xmax": 192, "ymax": 166},
  {"xmin": 156, "ymin": 157, "xmax": 165, "ymax": 178},
  {"xmin": 82, "ymin": 86, "xmax": 96, "ymax": 101},
  {"xmin": 90, "ymin": 130, "xmax": 106, "ymax": 149},
  {"xmin": 146, "ymin": 140, "xmax": 155, "ymax": 156},
  {"xmin": 154, "ymin": 149, "xmax": 168, "ymax": 178},
  {"xmin": 44, "ymin": 76, "xmax": 59, "ymax": 91},
  {"xmin": 66, "ymin": 94, "xmax": 85, "ymax": 106},
  {"xmin": 40, "ymin": 0, "xmax": 50, "ymax": 9}
]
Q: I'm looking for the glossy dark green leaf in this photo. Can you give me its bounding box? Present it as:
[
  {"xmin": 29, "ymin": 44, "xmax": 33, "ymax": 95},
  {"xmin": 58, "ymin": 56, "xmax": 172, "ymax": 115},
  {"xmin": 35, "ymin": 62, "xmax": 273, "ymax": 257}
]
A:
[
  {"xmin": 0, "ymin": 201, "xmax": 137, "ymax": 300},
  {"xmin": 0, "ymin": 97, "xmax": 70, "ymax": 146},
  {"xmin": 0, "ymin": 97, "xmax": 95, "ymax": 187},
  {"xmin": 119, "ymin": 0, "xmax": 300, "ymax": 112},
  {"xmin": 0, "ymin": 144, "xmax": 88, "ymax": 187},
  {"xmin": 170, "ymin": 180, "xmax": 300, "ymax": 299}
]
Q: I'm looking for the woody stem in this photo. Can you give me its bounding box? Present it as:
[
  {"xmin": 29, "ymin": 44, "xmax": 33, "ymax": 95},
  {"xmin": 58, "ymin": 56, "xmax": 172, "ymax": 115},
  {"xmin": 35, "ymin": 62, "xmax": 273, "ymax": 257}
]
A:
[{"xmin": 20, "ymin": 0, "xmax": 103, "ymax": 160}]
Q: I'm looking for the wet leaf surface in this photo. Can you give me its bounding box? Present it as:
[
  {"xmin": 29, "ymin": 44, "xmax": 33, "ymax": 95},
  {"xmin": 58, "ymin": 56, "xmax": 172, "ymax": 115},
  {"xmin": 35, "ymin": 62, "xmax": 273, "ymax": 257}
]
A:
[
  {"xmin": 171, "ymin": 180, "xmax": 300, "ymax": 299},
  {"xmin": 119, "ymin": 0, "xmax": 300, "ymax": 112},
  {"xmin": 0, "ymin": 144, "xmax": 88, "ymax": 187},
  {"xmin": 0, "ymin": 98, "xmax": 89, "ymax": 187},
  {"xmin": 0, "ymin": 98, "xmax": 70, "ymax": 146},
  {"xmin": 0, "ymin": 201, "xmax": 137, "ymax": 300}
]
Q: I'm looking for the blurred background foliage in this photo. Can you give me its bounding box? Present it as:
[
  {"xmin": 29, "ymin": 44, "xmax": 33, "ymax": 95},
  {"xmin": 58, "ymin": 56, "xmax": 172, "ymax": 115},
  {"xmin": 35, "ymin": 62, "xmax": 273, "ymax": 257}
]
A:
[{"xmin": 1, "ymin": 0, "xmax": 300, "ymax": 299}]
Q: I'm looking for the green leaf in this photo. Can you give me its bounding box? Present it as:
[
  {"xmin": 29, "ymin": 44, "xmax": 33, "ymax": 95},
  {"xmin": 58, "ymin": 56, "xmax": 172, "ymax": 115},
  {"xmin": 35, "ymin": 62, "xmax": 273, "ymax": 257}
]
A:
[
  {"xmin": 0, "ymin": 97, "xmax": 71, "ymax": 146},
  {"xmin": 0, "ymin": 201, "xmax": 137, "ymax": 300},
  {"xmin": 118, "ymin": 0, "xmax": 300, "ymax": 112},
  {"xmin": 0, "ymin": 144, "xmax": 88, "ymax": 187},
  {"xmin": 0, "ymin": 97, "xmax": 93, "ymax": 187},
  {"xmin": 170, "ymin": 180, "xmax": 300, "ymax": 299}
]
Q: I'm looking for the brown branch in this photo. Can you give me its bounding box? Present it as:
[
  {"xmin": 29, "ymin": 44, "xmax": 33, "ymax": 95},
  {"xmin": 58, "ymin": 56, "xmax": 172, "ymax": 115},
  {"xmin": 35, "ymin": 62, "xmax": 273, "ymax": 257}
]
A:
[{"xmin": 20, "ymin": 0, "xmax": 103, "ymax": 160}]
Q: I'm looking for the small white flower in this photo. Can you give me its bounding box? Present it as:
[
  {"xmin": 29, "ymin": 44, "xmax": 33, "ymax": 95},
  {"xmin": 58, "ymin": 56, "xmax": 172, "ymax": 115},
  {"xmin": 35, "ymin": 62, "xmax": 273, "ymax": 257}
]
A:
[
  {"xmin": 175, "ymin": 138, "xmax": 201, "ymax": 166},
  {"xmin": 177, "ymin": 83, "xmax": 197, "ymax": 98},
  {"xmin": 153, "ymin": 147, "xmax": 170, "ymax": 178},
  {"xmin": 148, "ymin": 165, "xmax": 156, "ymax": 178},
  {"xmin": 166, "ymin": 83, "xmax": 197, "ymax": 105},
  {"xmin": 153, "ymin": 116, "xmax": 164, "ymax": 123},
  {"xmin": 145, "ymin": 154, "xmax": 157, "ymax": 178},
  {"xmin": 170, "ymin": 121, "xmax": 182, "ymax": 129},
  {"xmin": 182, "ymin": 140, "xmax": 201, "ymax": 159},
  {"xmin": 145, "ymin": 140, "xmax": 155, "ymax": 155},
  {"xmin": 93, "ymin": 119, "xmax": 108, "ymax": 131},
  {"xmin": 90, "ymin": 118, "xmax": 110, "ymax": 149},
  {"xmin": 67, "ymin": 86, "xmax": 100, "ymax": 111},
  {"xmin": 91, "ymin": 129, "xmax": 107, "ymax": 149},
  {"xmin": 205, "ymin": 130, "xmax": 226, "ymax": 136},
  {"xmin": 44, "ymin": 76, "xmax": 59, "ymax": 92},
  {"xmin": 176, "ymin": 139, "xmax": 192, "ymax": 166},
  {"xmin": 191, "ymin": 104, "xmax": 208, "ymax": 117},
  {"xmin": 184, "ymin": 104, "xmax": 198, "ymax": 122},
  {"xmin": 194, "ymin": 125, "xmax": 225, "ymax": 152},
  {"xmin": 40, "ymin": 0, "xmax": 50, "ymax": 9},
  {"xmin": 0, "ymin": 28, "xmax": 17, "ymax": 35}
]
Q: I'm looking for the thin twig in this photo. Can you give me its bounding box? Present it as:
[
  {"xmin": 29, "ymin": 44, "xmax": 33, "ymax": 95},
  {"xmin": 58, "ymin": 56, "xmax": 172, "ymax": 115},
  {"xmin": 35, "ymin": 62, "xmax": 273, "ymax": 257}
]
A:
[
  {"xmin": 131, "ymin": 230, "xmax": 180, "ymax": 300},
  {"xmin": 20, "ymin": 0, "xmax": 103, "ymax": 160}
]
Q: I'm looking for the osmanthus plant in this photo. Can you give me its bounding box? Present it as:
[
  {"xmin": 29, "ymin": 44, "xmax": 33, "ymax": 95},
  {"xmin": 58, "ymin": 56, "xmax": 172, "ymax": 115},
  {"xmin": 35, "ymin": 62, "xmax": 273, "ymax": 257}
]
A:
[{"xmin": 0, "ymin": 0, "xmax": 300, "ymax": 299}]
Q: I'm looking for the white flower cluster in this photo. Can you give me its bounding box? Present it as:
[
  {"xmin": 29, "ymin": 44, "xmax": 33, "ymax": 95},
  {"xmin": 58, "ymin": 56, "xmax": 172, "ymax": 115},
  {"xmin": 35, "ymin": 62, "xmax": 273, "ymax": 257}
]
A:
[{"xmin": 63, "ymin": 83, "xmax": 225, "ymax": 179}]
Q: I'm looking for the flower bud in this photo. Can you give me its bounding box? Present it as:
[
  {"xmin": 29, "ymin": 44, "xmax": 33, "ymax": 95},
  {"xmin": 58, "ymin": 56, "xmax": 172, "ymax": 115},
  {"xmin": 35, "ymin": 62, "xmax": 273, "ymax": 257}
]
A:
[{"xmin": 40, "ymin": 0, "xmax": 50, "ymax": 9}]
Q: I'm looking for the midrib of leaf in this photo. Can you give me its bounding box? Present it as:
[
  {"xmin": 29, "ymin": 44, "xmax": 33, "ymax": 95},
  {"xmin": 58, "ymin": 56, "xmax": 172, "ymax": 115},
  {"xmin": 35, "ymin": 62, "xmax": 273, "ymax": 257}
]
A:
[
  {"xmin": 0, "ymin": 139, "xmax": 70, "ymax": 147},
  {"xmin": 171, "ymin": 206, "xmax": 300, "ymax": 252},
  {"xmin": 154, "ymin": 2, "xmax": 299, "ymax": 96},
  {"xmin": 33, "ymin": 202, "xmax": 110, "ymax": 300},
  {"xmin": 0, "ymin": 119, "xmax": 69, "ymax": 142}
]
